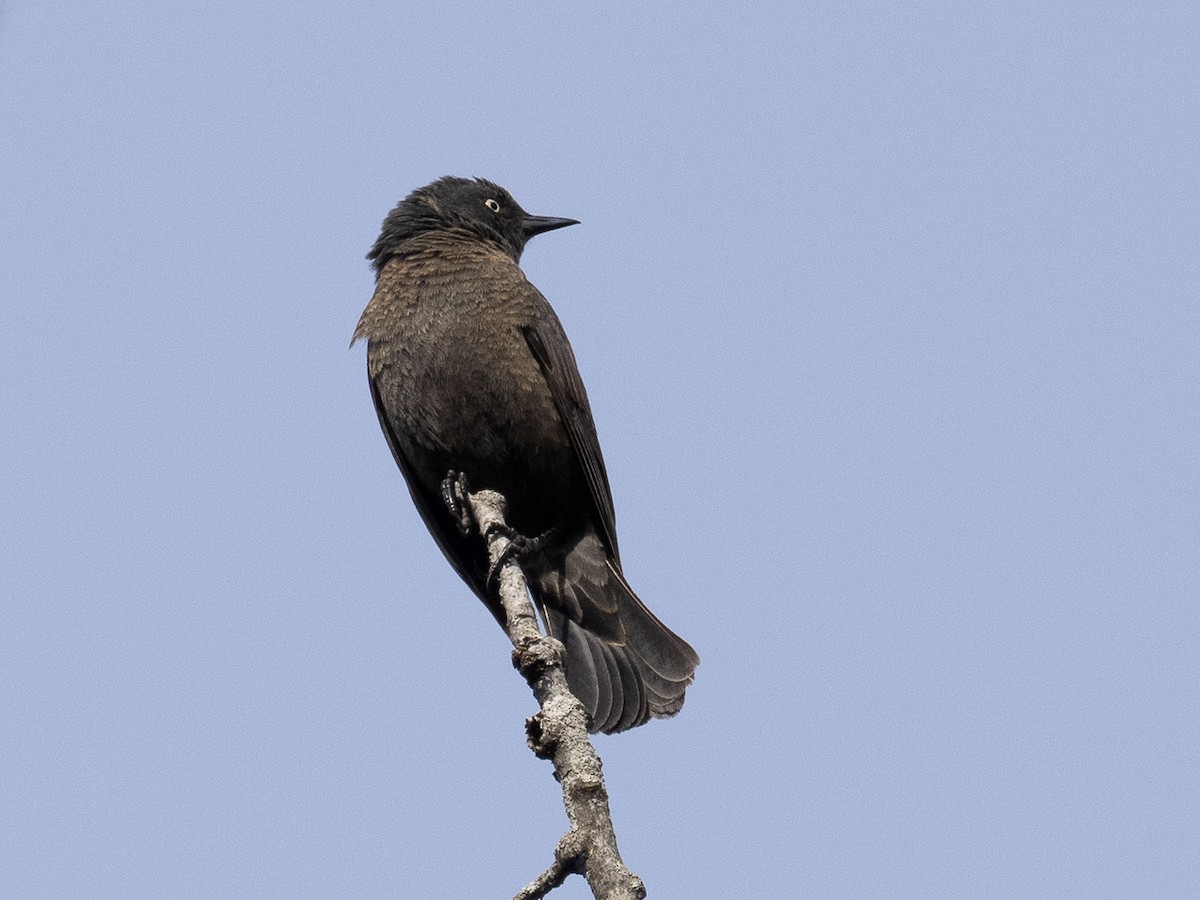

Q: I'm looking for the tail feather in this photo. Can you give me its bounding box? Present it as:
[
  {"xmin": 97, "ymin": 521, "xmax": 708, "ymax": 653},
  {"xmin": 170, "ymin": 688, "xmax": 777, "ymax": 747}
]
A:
[{"xmin": 532, "ymin": 532, "xmax": 698, "ymax": 734}]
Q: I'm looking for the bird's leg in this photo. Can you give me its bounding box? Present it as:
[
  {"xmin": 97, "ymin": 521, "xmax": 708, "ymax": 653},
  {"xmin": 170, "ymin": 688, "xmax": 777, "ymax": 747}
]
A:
[
  {"xmin": 441, "ymin": 471, "xmax": 473, "ymax": 536},
  {"xmin": 484, "ymin": 523, "xmax": 560, "ymax": 596}
]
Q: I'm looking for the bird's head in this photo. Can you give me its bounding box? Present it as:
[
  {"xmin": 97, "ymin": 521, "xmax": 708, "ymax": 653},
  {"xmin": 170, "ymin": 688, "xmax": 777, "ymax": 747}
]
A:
[{"xmin": 367, "ymin": 176, "xmax": 578, "ymax": 271}]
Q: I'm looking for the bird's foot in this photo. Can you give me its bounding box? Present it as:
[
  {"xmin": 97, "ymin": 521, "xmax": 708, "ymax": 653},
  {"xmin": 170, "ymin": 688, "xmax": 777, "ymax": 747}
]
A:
[
  {"xmin": 441, "ymin": 471, "xmax": 473, "ymax": 536},
  {"xmin": 484, "ymin": 523, "xmax": 559, "ymax": 596}
]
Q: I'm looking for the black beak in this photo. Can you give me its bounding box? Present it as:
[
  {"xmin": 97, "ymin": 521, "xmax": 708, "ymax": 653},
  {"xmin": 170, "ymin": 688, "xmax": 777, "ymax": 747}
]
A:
[{"xmin": 522, "ymin": 214, "xmax": 580, "ymax": 239}]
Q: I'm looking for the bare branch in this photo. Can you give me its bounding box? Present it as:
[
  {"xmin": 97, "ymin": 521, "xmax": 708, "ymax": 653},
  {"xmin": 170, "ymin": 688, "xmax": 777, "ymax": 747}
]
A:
[{"xmin": 465, "ymin": 489, "xmax": 647, "ymax": 900}]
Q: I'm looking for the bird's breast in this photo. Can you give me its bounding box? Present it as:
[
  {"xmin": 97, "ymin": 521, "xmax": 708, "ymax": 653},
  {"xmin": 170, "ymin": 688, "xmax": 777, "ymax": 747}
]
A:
[{"xmin": 364, "ymin": 251, "xmax": 576, "ymax": 519}]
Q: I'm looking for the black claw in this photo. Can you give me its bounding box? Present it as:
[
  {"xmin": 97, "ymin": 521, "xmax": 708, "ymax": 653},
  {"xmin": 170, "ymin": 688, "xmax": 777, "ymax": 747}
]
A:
[
  {"xmin": 485, "ymin": 541, "xmax": 520, "ymax": 596},
  {"xmin": 485, "ymin": 525, "xmax": 560, "ymax": 595},
  {"xmin": 441, "ymin": 471, "xmax": 473, "ymax": 535}
]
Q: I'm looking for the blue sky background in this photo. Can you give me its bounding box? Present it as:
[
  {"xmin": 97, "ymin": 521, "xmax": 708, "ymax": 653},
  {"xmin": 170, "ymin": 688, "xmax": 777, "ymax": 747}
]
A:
[{"xmin": 2, "ymin": 2, "xmax": 1197, "ymax": 897}]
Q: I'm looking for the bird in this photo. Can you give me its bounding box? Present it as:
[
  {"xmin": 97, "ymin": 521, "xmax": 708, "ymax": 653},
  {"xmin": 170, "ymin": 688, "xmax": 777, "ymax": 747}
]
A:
[{"xmin": 352, "ymin": 176, "xmax": 698, "ymax": 733}]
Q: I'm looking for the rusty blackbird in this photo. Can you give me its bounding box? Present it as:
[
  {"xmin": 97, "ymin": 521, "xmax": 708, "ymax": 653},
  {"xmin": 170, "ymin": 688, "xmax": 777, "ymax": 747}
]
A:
[{"xmin": 353, "ymin": 177, "xmax": 698, "ymax": 733}]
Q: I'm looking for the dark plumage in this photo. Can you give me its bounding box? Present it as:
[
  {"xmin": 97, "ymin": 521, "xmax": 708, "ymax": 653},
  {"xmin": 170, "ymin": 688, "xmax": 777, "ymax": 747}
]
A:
[{"xmin": 353, "ymin": 176, "xmax": 698, "ymax": 733}]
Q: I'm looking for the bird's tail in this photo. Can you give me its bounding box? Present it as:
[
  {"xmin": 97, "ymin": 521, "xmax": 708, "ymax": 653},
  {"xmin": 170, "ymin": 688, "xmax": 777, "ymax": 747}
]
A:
[{"xmin": 530, "ymin": 532, "xmax": 699, "ymax": 734}]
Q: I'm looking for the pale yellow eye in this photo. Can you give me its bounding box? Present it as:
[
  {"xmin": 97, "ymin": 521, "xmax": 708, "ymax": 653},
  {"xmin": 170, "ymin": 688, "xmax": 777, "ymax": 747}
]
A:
[{"xmin": 484, "ymin": 198, "xmax": 501, "ymax": 212}]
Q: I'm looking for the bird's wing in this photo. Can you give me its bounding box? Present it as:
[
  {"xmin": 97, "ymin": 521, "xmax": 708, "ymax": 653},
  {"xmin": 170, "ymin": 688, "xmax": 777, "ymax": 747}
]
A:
[{"xmin": 521, "ymin": 318, "xmax": 621, "ymax": 562}]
